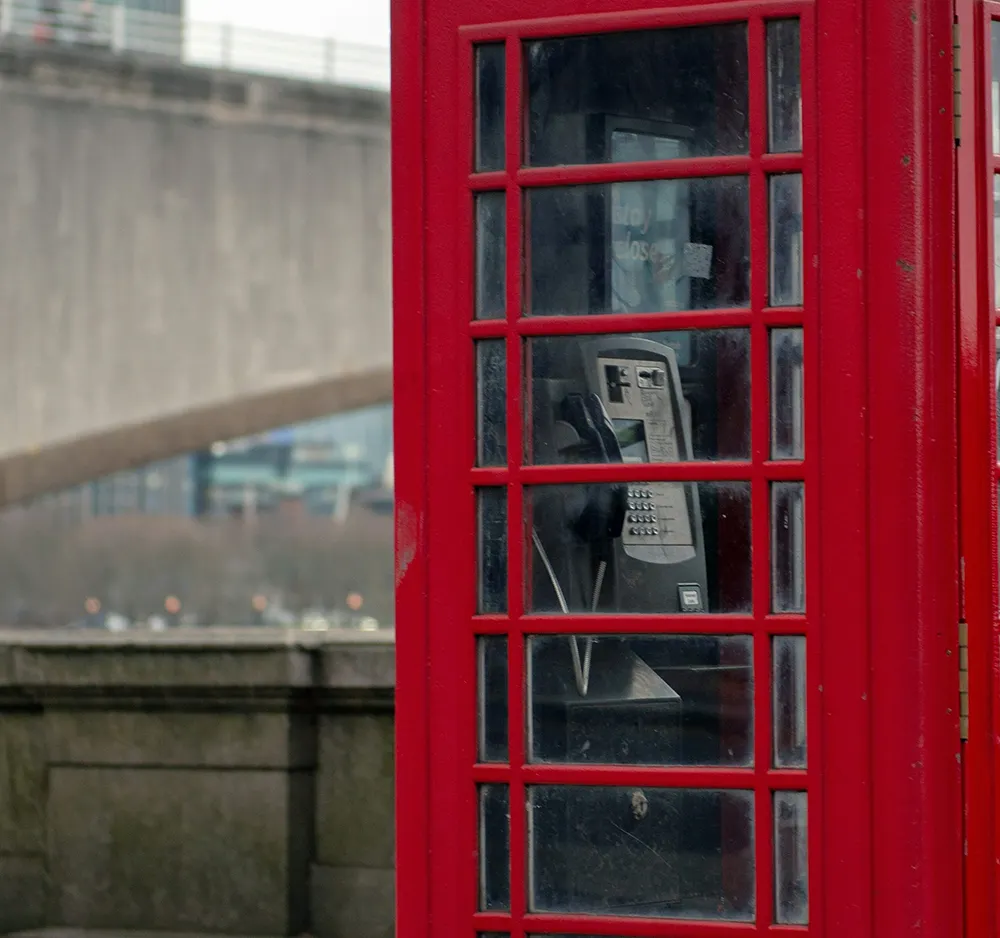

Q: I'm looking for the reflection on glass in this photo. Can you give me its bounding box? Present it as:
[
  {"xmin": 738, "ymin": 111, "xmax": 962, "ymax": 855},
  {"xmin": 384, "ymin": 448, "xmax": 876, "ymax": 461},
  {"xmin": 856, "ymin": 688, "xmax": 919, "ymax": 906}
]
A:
[
  {"xmin": 478, "ymin": 488, "xmax": 507, "ymax": 614},
  {"xmin": 993, "ymin": 23, "xmax": 1000, "ymax": 155},
  {"xmin": 527, "ymin": 177, "xmax": 750, "ymax": 316},
  {"xmin": 770, "ymin": 328, "xmax": 804, "ymax": 460},
  {"xmin": 479, "ymin": 784, "xmax": 510, "ymax": 911},
  {"xmin": 527, "ymin": 331, "xmax": 751, "ymax": 464},
  {"xmin": 767, "ymin": 20, "xmax": 802, "ymax": 153},
  {"xmin": 770, "ymin": 175, "xmax": 803, "ymax": 307},
  {"xmin": 526, "ymin": 482, "xmax": 751, "ymax": 615},
  {"xmin": 526, "ymin": 24, "xmax": 749, "ymax": 165},
  {"xmin": 477, "ymin": 340, "xmax": 506, "ymax": 466},
  {"xmin": 774, "ymin": 791, "xmax": 808, "ymax": 925},
  {"xmin": 528, "ymin": 634, "xmax": 753, "ymax": 766},
  {"xmin": 477, "ymin": 192, "xmax": 506, "ymax": 320},
  {"xmin": 529, "ymin": 786, "xmax": 755, "ymax": 919},
  {"xmin": 771, "ymin": 483, "xmax": 805, "ymax": 614},
  {"xmin": 773, "ymin": 636, "xmax": 807, "ymax": 767},
  {"xmin": 476, "ymin": 44, "xmax": 505, "ymax": 172},
  {"xmin": 479, "ymin": 636, "xmax": 508, "ymax": 762}
]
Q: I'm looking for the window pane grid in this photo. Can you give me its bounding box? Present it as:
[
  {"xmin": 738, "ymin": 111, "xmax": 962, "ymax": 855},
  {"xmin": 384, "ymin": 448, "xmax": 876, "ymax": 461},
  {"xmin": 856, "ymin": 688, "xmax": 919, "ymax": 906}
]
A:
[
  {"xmin": 471, "ymin": 464, "xmax": 806, "ymax": 485},
  {"xmin": 467, "ymin": 10, "xmax": 813, "ymax": 934},
  {"xmin": 473, "ymin": 763, "xmax": 807, "ymax": 786},
  {"xmin": 470, "ymin": 308, "xmax": 806, "ymax": 340},
  {"xmin": 747, "ymin": 17, "xmax": 779, "ymax": 921},
  {"xmin": 475, "ymin": 613, "xmax": 807, "ymax": 631},
  {"xmin": 474, "ymin": 914, "xmax": 810, "ymax": 938},
  {"xmin": 510, "ymin": 153, "xmax": 804, "ymax": 187}
]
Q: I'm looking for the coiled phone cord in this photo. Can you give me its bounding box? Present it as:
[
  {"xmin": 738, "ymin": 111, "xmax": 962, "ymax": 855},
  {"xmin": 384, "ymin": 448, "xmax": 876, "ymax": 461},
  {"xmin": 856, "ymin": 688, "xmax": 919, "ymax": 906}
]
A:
[{"xmin": 531, "ymin": 527, "xmax": 606, "ymax": 697}]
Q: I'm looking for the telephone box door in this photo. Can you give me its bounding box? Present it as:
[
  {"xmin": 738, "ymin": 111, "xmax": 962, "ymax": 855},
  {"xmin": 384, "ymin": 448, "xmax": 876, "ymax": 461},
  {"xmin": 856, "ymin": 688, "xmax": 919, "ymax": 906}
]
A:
[{"xmin": 393, "ymin": 2, "xmax": 962, "ymax": 937}]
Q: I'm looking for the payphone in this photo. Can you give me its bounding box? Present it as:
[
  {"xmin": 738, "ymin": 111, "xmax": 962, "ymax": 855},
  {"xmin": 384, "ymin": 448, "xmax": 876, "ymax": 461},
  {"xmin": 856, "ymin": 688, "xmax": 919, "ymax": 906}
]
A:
[{"xmin": 529, "ymin": 334, "xmax": 709, "ymax": 617}]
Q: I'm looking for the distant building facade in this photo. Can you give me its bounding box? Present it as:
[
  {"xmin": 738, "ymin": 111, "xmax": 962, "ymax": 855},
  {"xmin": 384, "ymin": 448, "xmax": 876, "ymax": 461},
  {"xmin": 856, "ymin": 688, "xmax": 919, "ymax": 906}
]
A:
[
  {"xmin": 3, "ymin": 0, "xmax": 185, "ymax": 60},
  {"xmin": 13, "ymin": 404, "xmax": 394, "ymax": 523},
  {"xmin": 197, "ymin": 404, "xmax": 393, "ymax": 520}
]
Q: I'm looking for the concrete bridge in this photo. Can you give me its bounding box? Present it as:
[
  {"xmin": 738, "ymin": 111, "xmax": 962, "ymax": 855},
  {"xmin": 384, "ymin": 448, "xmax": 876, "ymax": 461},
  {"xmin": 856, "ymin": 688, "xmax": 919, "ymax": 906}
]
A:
[{"xmin": 0, "ymin": 40, "xmax": 392, "ymax": 507}]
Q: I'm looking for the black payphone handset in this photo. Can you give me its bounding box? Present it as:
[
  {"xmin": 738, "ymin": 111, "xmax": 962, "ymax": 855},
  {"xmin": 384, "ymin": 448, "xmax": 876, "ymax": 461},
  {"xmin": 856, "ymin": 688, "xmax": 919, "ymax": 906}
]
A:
[{"xmin": 530, "ymin": 334, "xmax": 710, "ymax": 697}]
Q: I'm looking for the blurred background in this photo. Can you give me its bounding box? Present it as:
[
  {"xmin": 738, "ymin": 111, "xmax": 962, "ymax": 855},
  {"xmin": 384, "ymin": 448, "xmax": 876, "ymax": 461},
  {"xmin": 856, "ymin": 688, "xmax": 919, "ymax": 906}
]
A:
[
  {"xmin": 0, "ymin": 10, "xmax": 397, "ymax": 932},
  {"xmin": 0, "ymin": 0, "xmax": 395, "ymax": 635}
]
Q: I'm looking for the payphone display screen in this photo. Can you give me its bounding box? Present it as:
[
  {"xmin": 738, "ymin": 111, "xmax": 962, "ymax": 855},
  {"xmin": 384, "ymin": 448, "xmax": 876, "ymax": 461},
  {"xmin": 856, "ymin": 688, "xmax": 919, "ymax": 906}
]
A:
[
  {"xmin": 612, "ymin": 418, "xmax": 648, "ymax": 462},
  {"xmin": 463, "ymin": 12, "xmax": 809, "ymax": 936}
]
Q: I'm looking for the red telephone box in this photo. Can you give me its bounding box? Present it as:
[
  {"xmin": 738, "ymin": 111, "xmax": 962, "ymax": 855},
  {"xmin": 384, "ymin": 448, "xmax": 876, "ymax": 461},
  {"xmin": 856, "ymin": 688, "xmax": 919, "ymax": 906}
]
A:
[{"xmin": 391, "ymin": 0, "xmax": 1000, "ymax": 935}]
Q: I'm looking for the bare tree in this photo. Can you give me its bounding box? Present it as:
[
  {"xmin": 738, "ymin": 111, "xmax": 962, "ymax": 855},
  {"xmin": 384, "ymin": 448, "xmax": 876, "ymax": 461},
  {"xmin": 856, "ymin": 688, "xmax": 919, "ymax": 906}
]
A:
[{"xmin": 0, "ymin": 506, "xmax": 394, "ymax": 629}]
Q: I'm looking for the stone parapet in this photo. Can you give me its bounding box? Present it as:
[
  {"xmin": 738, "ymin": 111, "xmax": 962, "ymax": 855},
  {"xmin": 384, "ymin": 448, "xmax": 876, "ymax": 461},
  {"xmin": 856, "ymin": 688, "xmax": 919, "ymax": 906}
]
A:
[{"xmin": 0, "ymin": 629, "xmax": 395, "ymax": 938}]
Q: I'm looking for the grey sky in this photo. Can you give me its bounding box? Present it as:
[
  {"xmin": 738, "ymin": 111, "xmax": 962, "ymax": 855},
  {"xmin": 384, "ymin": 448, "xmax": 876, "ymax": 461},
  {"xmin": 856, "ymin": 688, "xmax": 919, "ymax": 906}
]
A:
[{"xmin": 186, "ymin": 0, "xmax": 390, "ymax": 47}]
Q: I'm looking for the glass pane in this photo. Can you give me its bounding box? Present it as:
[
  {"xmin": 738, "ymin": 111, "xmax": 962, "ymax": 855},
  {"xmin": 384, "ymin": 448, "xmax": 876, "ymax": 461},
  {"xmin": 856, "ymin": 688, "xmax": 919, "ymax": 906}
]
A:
[
  {"xmin": 770, "ymin": 175, "xmax": 803, "ymax": 307},
  {"xmin": 767, "ymin": 20, "xmax": 802, "ymax": 153},
  {"xmin": 528, "ymin": 786, "xmax": 755, "ymax": 920},
  {"xmin": 477, "ymin": 340, "xmax": 507, "ymax": 466},
  {"xmin": 527, "ymin": 330, "xmax": 750, "ymax": 465},
  {"xmin": 771, "ymin": 483, "xmax": 805, "ymax": 613},
  {"xmin": 479, "ymin": 636, "xmax": 508, "ymax": 762},
  {"xmin": 529, "ymin": 633, "xmax": 752, "ymax": 766},
  {"xmin": 774, "ymin": 791, "xmax": 809, "ymax": 924},
  {"xmin": 476, "ymin": 44, "xmax": 505, "ymax": 172},
  {"xmin": 770, "ymin": 328, "xmax": 804, "ymax": 460},
  {"xmin": 772, "ymin": 636, "xmax": 807, "ymax": 767},
  {"xmin": 527, "ymin": 177, "xmax": 750, "ymax": 316},
  {"xmin": 526, "ymin": 24, "xmax": 749, "ymax": 165},
  {"xmin": 478, "ymin": 488, "xmax": 507, "ymax": 614},
  {"xmin": 993, "ymin": 23, "xmax": 1000, "ymax": 155},
  {"xmin": 526, "ymin": 481, "xmax": 751, "ymax": 614},
  {"xmin": 479, "ymin": 784, "xmax": 510, "ymax": 911},
  {"xmin": 477, "ymin": 192, "xmax": 506, "ymax": 320}
]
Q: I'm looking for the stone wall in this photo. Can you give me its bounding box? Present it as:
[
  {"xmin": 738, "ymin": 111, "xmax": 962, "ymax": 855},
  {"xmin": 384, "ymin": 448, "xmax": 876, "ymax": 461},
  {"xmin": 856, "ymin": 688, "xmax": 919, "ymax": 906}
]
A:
[{"xmin": 0, "ymin": 629, "xmax": 395, "ymax": 938}]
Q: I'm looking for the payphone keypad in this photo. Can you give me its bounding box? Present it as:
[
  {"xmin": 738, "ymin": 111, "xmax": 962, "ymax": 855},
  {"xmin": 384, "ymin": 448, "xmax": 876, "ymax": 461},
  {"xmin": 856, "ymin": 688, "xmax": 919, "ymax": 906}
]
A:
[{"xmin": 624, "ymin": 484, "xmax": 692, "ymax": 547}]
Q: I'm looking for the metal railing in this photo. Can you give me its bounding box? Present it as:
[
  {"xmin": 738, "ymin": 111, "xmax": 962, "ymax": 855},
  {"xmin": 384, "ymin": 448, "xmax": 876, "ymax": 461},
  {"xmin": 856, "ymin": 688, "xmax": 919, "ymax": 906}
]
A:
[{"xmin": 0, "ymin": 0, "xmax": 390, "ymax": 90}]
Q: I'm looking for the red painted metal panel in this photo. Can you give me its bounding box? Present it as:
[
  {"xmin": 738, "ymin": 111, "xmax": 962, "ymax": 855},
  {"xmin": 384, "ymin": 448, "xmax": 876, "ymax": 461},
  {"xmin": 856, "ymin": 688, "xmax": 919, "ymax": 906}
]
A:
[
  {"xmin": 962, "ymin": 2, "xmax": 1000, "ymax": 933},
  {"xmin": 390, "ymin": 7, "xmax": 430, "ymax": 938},
  {"xmin": 812, "ymin": 0, "xmax": 870, "ymax": 933},
  {"xmin": 864, "ymin": 1, "xmax": 962, "ymax": 936}
]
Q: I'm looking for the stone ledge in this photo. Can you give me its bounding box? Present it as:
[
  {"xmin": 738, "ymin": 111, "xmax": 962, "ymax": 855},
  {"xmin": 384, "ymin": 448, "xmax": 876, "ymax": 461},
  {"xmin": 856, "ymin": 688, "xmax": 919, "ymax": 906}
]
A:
[
  {"xmin": 0, "ymin": 630, "xmax": 394, "ymax": 711},
  {"xmin": 8, "ymin": 932, "xmax": 276, "ymax": 938},
  {"xmin": 0, "ymin": 627, "xmax": 394, "ymax": 650},
  {"xmin": 0, "ymin": 39, "xmax": 389, "ymax": 129}
]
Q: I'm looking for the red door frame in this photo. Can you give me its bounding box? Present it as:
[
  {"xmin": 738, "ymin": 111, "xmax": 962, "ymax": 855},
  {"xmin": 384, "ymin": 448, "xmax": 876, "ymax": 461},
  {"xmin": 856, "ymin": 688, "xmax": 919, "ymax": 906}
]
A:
[
  {"xmin": 960, "ymin": 1, "xmax": 1000, "ymax": 933},
  {"xmin": 392, "ymin": 1, "xmax": 963, "ymax": 936}
]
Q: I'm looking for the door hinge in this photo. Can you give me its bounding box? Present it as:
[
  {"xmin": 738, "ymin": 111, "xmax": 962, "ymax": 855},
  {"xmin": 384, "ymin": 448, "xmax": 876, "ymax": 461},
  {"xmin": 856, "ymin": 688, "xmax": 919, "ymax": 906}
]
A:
[
  {"xmin": 959, "ymin": 619, "xmax": 969, "ymax": 741},
  {"xmin": 954, "ymin": 19, "xmax": 962, "ymax": 145}
]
